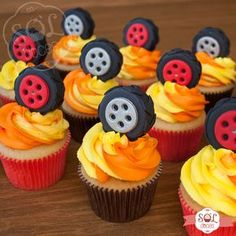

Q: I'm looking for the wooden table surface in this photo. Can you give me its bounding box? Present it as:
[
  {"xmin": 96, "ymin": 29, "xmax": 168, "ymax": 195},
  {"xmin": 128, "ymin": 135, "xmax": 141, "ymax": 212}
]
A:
[{"xmin": 0, "ymin": 0, "xmax": 236, "ymax": 235}]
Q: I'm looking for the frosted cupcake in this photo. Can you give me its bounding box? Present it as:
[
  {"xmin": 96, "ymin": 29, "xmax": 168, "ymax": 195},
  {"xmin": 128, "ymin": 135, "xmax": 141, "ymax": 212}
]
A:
[
  {"xmin": 179, "ymin": 97, "xmax": 236, "ymax": 235},
  {"xmin": 78, "ymin": 86, "xmax": 162, "ymax": 222},
  {"xmin": 0, "ymin": 65, "xmax": 70, "ymax": 190},
  {"xmin": 61, "ymin": 39, "xmax": 122, "ymax": 142},
  {"xmin": 116, "ymin": 17, "xmax": 161, "ymax": 91},
  {"xmin": 147, "ymin": 49, "xmax": 207, "ymax": 161},
  {"xmin": 0, "ymin": 60, "xmax": 32, "ymax": 104},
  {"xmin": 53, "ymin": 8, "xmax": 95, "ymax": 79},
  {"xmin": 192, "ymin": 27, "xmax": 235, "ymax": 111}
]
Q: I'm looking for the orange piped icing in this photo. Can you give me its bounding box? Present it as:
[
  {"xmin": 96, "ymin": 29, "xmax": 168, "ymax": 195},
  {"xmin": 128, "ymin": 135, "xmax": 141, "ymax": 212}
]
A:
[
  {"xmin": 78, "ymin": 123, "xmax": 161, "ymax": 182},
  {"xmin": 196, "ymin": 52, "xmax": 236, "ymax": 87},
  {"xmin": 147, "ymin": 81, "xmax": 207, "ymax": 123},
  {"xmin": 64, "ymin": 69, "xmax": 118, "ymax": 115},
  {"xmin": 53, "ymin": 35, "xmax": 95, "ymax": 65},
  {"xmin": 0, "ymin": 103, "xmax": 69, "ymax": 150},
  {"xmin": 118, "ymin": 46, "xmax": 161, "ymax": 80}
]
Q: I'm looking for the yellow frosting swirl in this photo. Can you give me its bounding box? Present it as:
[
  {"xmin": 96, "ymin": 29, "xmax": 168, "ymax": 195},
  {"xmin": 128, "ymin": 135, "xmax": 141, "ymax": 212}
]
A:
[
  {"xmin": 146, "ymin": 81, "xmax": 206, "ymax": 123},
  {"xmin": 64, "ymin": 69, "xmax": 118, "ymax": 115},
  {"xmin": 181, "ymin": 145, "xmax": 236, "ymax": 217},
  {"xmin": 196, "ymin": 52, "xmax": 236, "ymax": 87},
  {"xmin": 0, "ymin": 60, "xmax": 31, "ymax": 90},
  {"xmin": 0, "ymin": 103, "xmax": 69, "ymax": 149},
  {"xmin": 53, "ymin": 35, "xmax": 96, "ymax": 65},
  {"xmin": 78, "ymin": 123, "xmax": 161, "ymax": 182},
  {"xmin": 118, "ymin": 46, "xmax": 161, "ymax": 80}
]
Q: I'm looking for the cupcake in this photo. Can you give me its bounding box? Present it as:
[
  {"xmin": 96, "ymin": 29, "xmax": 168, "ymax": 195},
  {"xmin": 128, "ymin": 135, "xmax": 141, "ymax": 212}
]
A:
[
  {"xmin": 53, "ymin": 8, "xmax": 95, "ymax": 79},
  {"xmin": 192, "ymin": 27, "xmax": 236, "ymax": 111},
  {"xmin": 147, "ymin": 48, "xmax": 207, "ymax": 162},
  {"xmin": 78, "ymin": 86, "xmax": 162, "ymax": 222},
  {"xmin": 179, "ymin": 97, "xmax": 236, "ymax": 235},
  {"xmin": 0, "ymin": 60, "xmax": 32, "ymax": 104},
  {"xmin": 61, "ymin": 38, "xmax": 122, "ymax": 142},
  {"xmin": 0, "ymin": 65, "xmax": 70, "ymax": 190},
  {"xmin": 116, "ymin": 17, "xmax": 161, "ymax": 91},
  {"xmin": 0, "ymin": 28, "xmax": 48, "ymax": 104}
]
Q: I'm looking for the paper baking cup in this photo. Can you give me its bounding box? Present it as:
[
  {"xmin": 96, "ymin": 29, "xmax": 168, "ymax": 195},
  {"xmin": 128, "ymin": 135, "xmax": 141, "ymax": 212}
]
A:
[
  {"xmin": 64, "ymin": 112, "xmax": 99, "ymax": 143},
  {"xmin": 178, "ymin": 188, "xmax": 236, "ymax": 236},
  {"xmin": 0, "ymin": 132, "xmax": 71, "ymax": 190},
  {"xmin": 78, "ymin": 164, "xmax": 162, "ymax": 222},
  {"xmin": 0, "ymin": 94, "xmax": 14, "ymax": 105},
  {"xmin": 149, "ymin": 126, "xmax": 204, "ymax": 162},
  {"xmin": 204, "ymin": 89, "xmax": 233, "ymax": 113}
]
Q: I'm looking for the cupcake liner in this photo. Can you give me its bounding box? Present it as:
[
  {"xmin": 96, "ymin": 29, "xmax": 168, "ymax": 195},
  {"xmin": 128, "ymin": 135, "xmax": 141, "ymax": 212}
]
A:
[
  {"xmin": 178, "ymin": 188, "xmax": 236, "ymax": 236},
  {"xmin": 0, "ymin": 94, "xmax": 14, "ymax": 105},
  {"xmin": 63, "ymin": 112, "xmax": 99, "ymax": 143},
  {"xmin": 204, "ymin": 89, "xmax": 234, "ymax": 113},
  {"xmin": 0, "ymin": 132, "xmax": 71, "ymax": 190},
  {"xmin": 78, "ymin": 164, "xmax": 162, "ymax": 222},
  {"xmin": 149, "ymin": 126, "xmax": 204, "ymax": 162}
]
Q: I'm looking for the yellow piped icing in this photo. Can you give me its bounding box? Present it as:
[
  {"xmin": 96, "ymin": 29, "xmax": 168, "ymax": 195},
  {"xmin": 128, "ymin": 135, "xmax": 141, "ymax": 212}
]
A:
[
  {"xmin": 0, "ymin": 60, "xmax": 31, "ymax": 90},
  {"xmin": 118, "ymin": 46, "xmax": 161, "ymax": 80},
  {"xmin": 181, "ymin": 145, "xmax": 236, "ymax": 217},
  {"xmin": 146, "ymin": 81, "xmax": 207, "ymax": 123},
  {"xmin": 196, "ymin": 52, "xmax": 236, "ymax": 87},
  {"xmin": 78, "ymin": 123, "xmax": 161, "ymax": 182}
]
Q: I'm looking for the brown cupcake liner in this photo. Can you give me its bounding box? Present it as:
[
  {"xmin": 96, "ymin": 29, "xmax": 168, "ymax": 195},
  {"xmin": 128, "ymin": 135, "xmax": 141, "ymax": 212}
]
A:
[
  {"xmin": 78, "ymin": 164, "xmax": 162, "ymax": 222},
  {"xmin": 63, "ymin": 112, "xmax": 99, "ymax": 142},
  {"xmin": 204, "ymin": 89, "xmax": 234, "ymax": 112}
]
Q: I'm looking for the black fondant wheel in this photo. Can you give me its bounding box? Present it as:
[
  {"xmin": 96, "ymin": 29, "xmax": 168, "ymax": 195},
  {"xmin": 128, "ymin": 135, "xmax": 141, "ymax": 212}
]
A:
[
  {"xmin": 123, "ymin": 17, "xmax": 159, "ymax": 51},
  {"xmin": 14, "ymin": 65, "xmax": 64, "ymax": 114},
  {"xmin": 192, "ymin": 27, "xmax": 230, "ymax": 58},
  {"xmin": 205, "ymin": 97, "xmax": 236, "ymax": 151},
  {"xmin": 9, "ymin": 28, "xmax": 48, "ymax": 65},
  {"xmin": 80, "ymin": 39, "xmax": 123, "ymax": 82},
  {"xmin": 157, "ymin": 48, "xmax": 201, "ymax": 88},
  {"xmin": 62, "ymin": 8, "xmax": 95, "ymax": 39},
  {"xmin": 98, "ymin": 85, "xmax": 156, "ymax": 140}
]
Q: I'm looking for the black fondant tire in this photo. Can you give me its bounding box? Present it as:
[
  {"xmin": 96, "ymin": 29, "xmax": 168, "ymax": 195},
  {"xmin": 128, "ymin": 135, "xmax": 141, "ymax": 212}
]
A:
[
  {"xmin": 80, "ymin": 39, "xmax": 123, "ymax": 82},
  {"xmin": 157, "ymin": 48, "xmax": 201, "ymax": 88},
  {"xmin": 98, "ymin": 85, "xmax": 156, "ymax": 141},
  {"xmin": 9, "ymin": 28, "xmax": 48, "ymax": 65},
  {"xmin": 15, "ymin": 65, "xmax": 64, "ymax": 114},
  {"xmin": 192, "ymin": 27, "xmax": 230, "ymax": 58},
  {"xmin": 123, "ymin": 18, "xmax": 159, "ymax": 51},
  {"xmin": 62, "ymin": 8, "xmax": 95, "ymax": 39},
  {"xmin": 205, "ymin": 97, "xmax": 236, "ymax": 151}
]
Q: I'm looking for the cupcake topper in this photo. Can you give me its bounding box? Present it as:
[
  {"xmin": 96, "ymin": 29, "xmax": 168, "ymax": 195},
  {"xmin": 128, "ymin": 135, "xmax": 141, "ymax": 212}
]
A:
[
  {"xmin": 123, "ymin": 17, "xmax": 159, "ymax": 51},
  {"xmin": 80, "ymin": 38, "xmax": 123, "ymax": 82},
  {"xmin": 98, "ymin": 85, "xmax": 155, "ymax": 141},
  {"xmin": 205, "ymin": 97, "xmax": 236, "ymax": 151},
  {"xmin": 9, "ymin": 28, "xmax": 48, "ymax": 65},
  {"xmin": 14, "ymin": 65, "xmax": 64, "ymax": 114},
  {"xmin": 61, "ymin": 8, "xmax": 95, "ymax": 39},
  {"xmin": 192, "ymin": 27, "xmax": 230, "ymax": 58},
  {"xmin": 157, "ymin": 48, "xmax": 201, "ymax": 88}
]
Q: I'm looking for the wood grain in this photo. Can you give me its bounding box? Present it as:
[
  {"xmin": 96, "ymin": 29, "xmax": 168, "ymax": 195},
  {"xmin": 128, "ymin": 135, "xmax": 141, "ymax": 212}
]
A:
[{"xmin": 0, "ymin": 0, "xmax": 236, "ymax": 235}]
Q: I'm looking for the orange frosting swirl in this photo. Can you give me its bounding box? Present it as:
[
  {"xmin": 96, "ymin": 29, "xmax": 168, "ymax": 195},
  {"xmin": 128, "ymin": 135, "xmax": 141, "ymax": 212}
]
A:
[
  {"xmin": 78, "ymin": 123, "xmax": 161, "ymax": 183},
  {"xmin": 0, "ymin": 103, "xmax": 69, "ymax": 150},
  {"xmin": 64, "ymin": 69, "xmax": 118, "ymax": 115},
  {"xmin": 147, "ymin": 82, "xmax": 207, "ymax": 123},
  {"xmin": 53, "ymin": 35, "xmax": 95, "ymax": 65},
  {"xmin": 196, "ymin": 52, "xmax": 236, "ymax": 87},
  {"xmin": 118, "ymin": 46, "xmax": 161, "ymax": 80}
]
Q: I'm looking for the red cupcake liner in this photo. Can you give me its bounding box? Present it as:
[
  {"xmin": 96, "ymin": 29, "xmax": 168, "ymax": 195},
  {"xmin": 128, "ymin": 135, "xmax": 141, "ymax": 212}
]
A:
[
  {"xmin": 0, "ymin": 94, "xmax": 14, "ymax": 105},
  {"xmin": 0, "ymin": 132, "xmax": 71, "ymax": 190},
  {"xmin": 148, "ymin": 126, "xmax": 204, "ymax": 162},
  {"xmin": 178, "ymin": 188, "xmax": 236, "ymax": 236}
]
